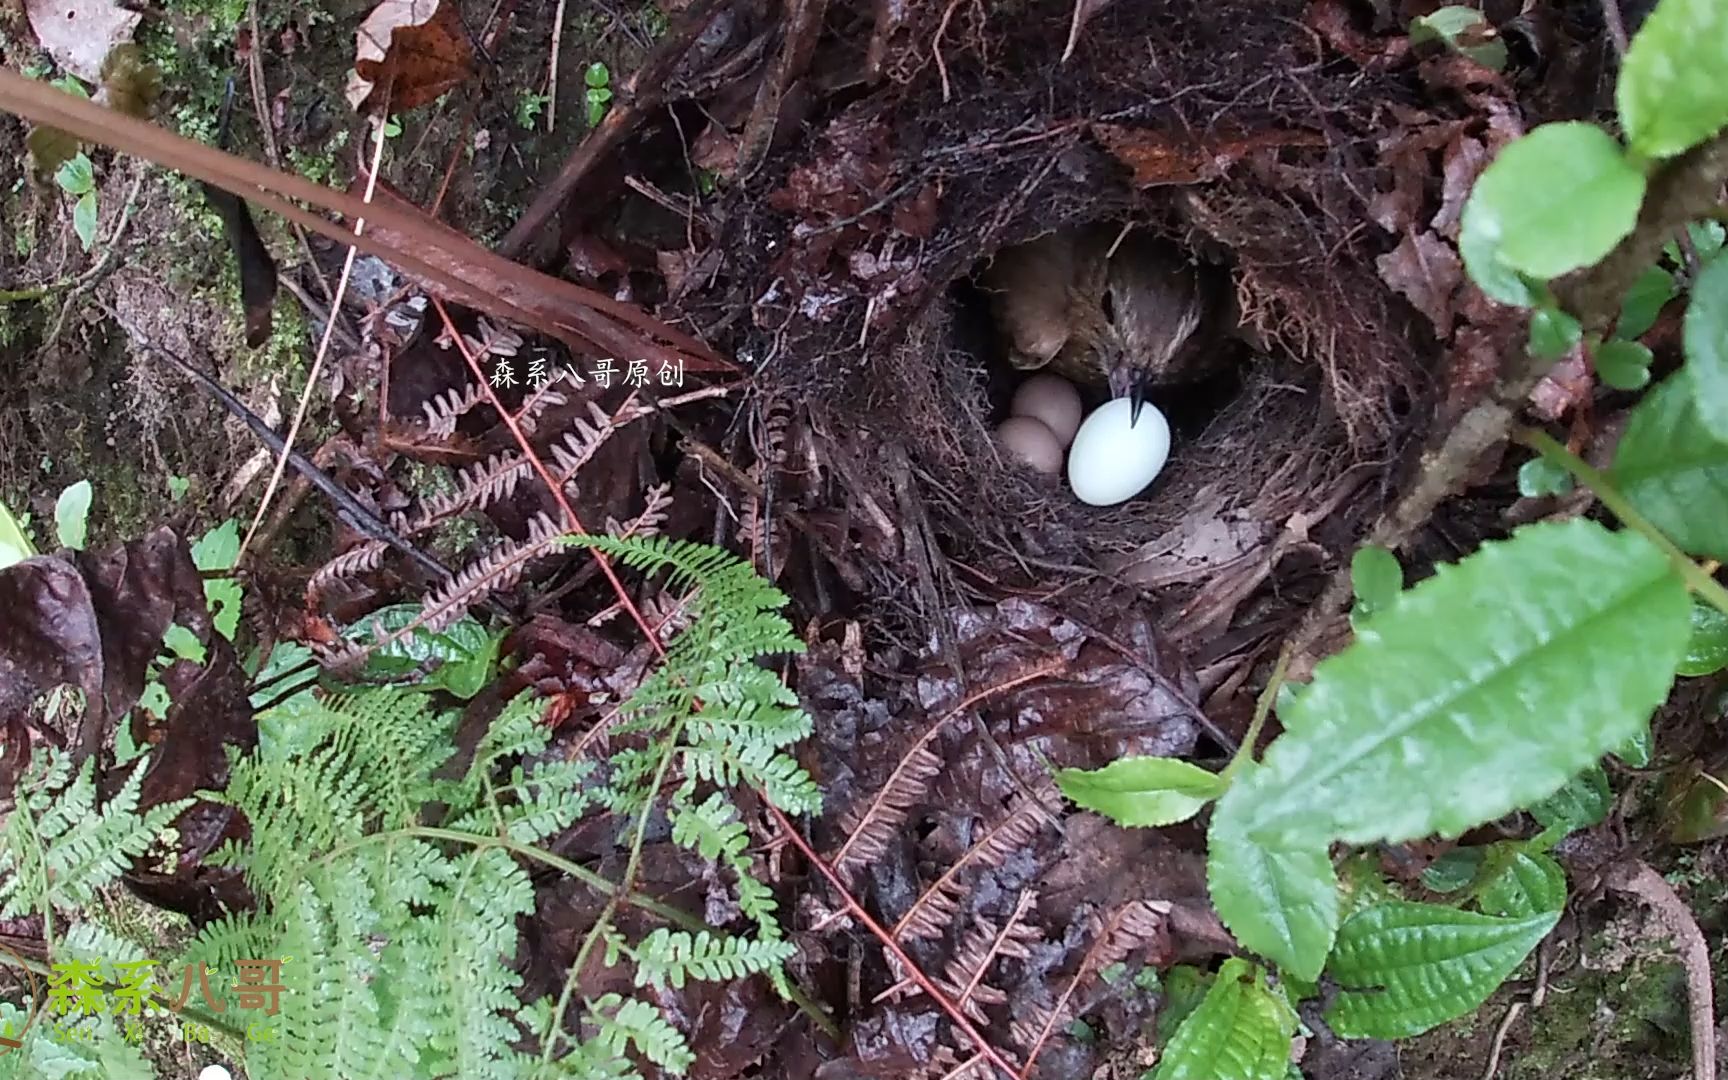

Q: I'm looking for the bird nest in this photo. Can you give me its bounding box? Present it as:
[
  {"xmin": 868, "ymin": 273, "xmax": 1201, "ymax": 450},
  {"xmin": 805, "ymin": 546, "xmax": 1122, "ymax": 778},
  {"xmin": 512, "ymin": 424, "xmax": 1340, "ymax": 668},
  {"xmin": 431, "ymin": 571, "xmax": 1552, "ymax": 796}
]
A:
[{"xmin": 685, "ymin": 0, "xmax": 1434, "ymax": 625}]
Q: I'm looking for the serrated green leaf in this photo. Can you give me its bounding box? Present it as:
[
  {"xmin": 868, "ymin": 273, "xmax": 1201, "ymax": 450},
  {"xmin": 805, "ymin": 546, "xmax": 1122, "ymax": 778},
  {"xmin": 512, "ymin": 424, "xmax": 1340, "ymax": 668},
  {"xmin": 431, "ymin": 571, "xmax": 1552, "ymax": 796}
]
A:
[
  {"xmin": 1461, "ymin": 123, "xmax": 1646, "ymax": 282},
  {"xmin": 1618, "ymin": 0, "xmax": 1728, "ymax": 159},
  {"xmin": 1056, "ymin": 756, "xmax": 1224, "ymax": 827},
  {"xmin": 1207, "ymin": 789, "xmax": 1339, "ymax": 981},
  {"xmin": 1409, "ymin": 6, "xmax": 1507, "ymax": 70},
  {"xmin": 1679, "ymin": 600, "xmax": 1728, "ymax": 676},
  {"xmin": 54, "ymin": 153, "xmax": 93, "ymax": 195},
  {"xmin": 161, "ymin": 623, "xmax": 206, "ymax": 665},
  {"xmin": 1349, "ymin": 546, "xmax": 1402, "ymax": 620},
  {"xmin": 1529, "ymin": 305, "xmax": 1582, "ymax": 359},
  {"xmin": 1682, "ymin": 256, "xmax": 1728, "ymax": 441},
  {"xmin": 1151, "ymin": 958, "xmax": 1295, "ymax": 1080},
  {"xmin": 1619, "ymin": 265, "xmax": 1676, "ymax": 340},
  {"xmin": 1529, "ymin": 763, "xmax": 1611, "ymax": 832},
  {"xmin": 1614, "ymin": 374, "xmax": 1728, "ymax": 559},
  {"xmin": 1422, "ymin": 847, "xmax": 1485, "ymax": 894},
  {"xmin": 191, "ymin": 519, "xmax": 240, "ymax": 570},
  {"xmin": 1517, "ymin": 457, "xmax": 1573, "ymax": 498},
  {"xmin": 53, "ymin": 480, "xmax": 91, "ymax": 550},
  {"xmin": 1325, "ymin": 902, "xmax": 1558, "ymax": 1038},
  {"xmin": 1460, "ymin": 215, "xmax": 1538, "ymax": 307},
  {"xmin": 1596, "ymin": 339, "xmax": 1653, "ymax": 390},
  {"xmin": 72, "ymin": 190, "xmax": 97, "ymax": 252},
  {"xmin": 1221, "ymin": 520, "xmax": 1686, "ymax": 848},
  {"xmin": 1477, "ymin": 847, "xmax": 1567, "ymax": 918},
  {"xmin": 1156, "ymin": 965, "xmax": 1216, "ymax": 1043},
  {"xmin": 585, "ymin": 61, "xmax": 610, "ymax": 88}
]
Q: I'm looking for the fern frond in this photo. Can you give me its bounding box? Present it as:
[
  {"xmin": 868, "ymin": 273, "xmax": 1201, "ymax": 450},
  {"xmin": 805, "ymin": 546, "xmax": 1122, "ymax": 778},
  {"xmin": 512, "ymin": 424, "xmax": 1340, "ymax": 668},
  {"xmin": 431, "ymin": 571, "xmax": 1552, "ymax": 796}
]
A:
[
  {"xmin": 423, "ymin": 379, "xmax": 491, "ymax": 437},
  {"xmin": 933, "ymin": 891, "xmax": 1042, "ymax": 1023},
  {"xmin": 629, "ymin": 929, "xmax": 796, "ymax": 991},
  {"xmin": 417, "ymin": 512, "xmax": 568, "ymax": 632},
  {"xmin": 586, "ymin": 994, "xmax": 696, "ymax": 1075},
  {"xmin": 895, "ymin": 791, "xmax": 1057, "ymax": 940},
  {"xmin": 549, "ymin": 402, "xmax": 626, "ymax": 484},
  {"xmin": 414, "ymin": 449, "xmax": 533, "ymax": 530},
  {"xmin": 307, "ymin": 539, "xmax": 390, "ymax": 603},
  {"xmin": 828, "ymin": 738, "xmax": 941, "ymax": 883},
  {"xmin": 1009, "ymin": 899, "xmax": 1170, "ymax": 1052},
  {"xmin": 0, "ymin": 753, "xmax": 190, "ymax": 919}
]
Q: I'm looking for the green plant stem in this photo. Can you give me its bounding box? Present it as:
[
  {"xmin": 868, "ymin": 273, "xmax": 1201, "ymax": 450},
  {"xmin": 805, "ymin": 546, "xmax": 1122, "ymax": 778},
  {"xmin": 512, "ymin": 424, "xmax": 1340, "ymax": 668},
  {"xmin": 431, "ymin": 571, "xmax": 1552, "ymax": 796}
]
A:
[
  {"xmin": 1222, "ymin": 644, "xmax": 1292, "ymax": 785},
  {"xmin": 1517, "ymin": 428, "xmax": 1728, "ymax": 616}
]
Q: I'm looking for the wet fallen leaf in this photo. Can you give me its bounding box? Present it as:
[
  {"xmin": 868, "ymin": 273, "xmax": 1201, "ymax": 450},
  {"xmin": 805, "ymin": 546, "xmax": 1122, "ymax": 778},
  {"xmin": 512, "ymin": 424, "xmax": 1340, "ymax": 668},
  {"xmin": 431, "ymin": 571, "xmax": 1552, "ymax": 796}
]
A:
[
  {"xmin": 1376, "ymin": 229, "xmax": 1461, "ymax": 333},
  {"xmin": 202, "ymin": 182, "xmax": 279, "ymax": 347},
  {"xmin": 24, "ymin": 0, "xmax": 139, "ymax": 83},
  {"xmin": 345, "ymin": 0, "xmax": 475, "ymax": 114}
]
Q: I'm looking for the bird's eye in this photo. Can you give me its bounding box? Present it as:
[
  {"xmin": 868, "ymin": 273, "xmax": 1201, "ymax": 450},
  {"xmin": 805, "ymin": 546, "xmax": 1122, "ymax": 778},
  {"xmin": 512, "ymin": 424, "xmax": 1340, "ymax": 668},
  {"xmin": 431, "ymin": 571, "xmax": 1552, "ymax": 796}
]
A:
[{"xmin": 1101, "ymin": 289, "xmax": 1116, "ymax": 323}]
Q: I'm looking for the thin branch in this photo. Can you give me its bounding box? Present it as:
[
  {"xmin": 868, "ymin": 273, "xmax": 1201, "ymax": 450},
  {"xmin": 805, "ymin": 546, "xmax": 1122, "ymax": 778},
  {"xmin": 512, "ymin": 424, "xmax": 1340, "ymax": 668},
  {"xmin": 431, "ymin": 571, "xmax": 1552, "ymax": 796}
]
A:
[{"xmin": 1605, "ymin": 859, "xmax": 1716, "ymax": 1080}]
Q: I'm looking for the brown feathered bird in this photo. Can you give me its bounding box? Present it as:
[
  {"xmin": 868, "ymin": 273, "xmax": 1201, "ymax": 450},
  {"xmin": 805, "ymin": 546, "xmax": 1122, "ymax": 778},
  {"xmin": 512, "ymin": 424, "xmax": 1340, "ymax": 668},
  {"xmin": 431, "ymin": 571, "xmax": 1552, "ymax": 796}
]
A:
[{"xmin": 980, "ymin": 225, "xmax": 1220, "ymax": 424}]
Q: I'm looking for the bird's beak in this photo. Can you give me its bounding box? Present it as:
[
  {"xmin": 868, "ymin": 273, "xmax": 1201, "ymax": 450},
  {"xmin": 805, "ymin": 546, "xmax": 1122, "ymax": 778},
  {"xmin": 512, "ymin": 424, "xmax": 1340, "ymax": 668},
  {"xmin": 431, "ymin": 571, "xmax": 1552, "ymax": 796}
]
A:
[{"xmin": 1108, "ymin": 358, "xmax": 1149, "ymax": 427}]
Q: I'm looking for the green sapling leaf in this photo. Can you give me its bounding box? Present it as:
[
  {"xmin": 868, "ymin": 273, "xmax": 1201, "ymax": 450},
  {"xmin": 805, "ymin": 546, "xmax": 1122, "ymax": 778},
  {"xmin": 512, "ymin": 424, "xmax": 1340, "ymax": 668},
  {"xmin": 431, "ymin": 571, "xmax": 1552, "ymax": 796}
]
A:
[
  {"xmin": 1529, "ymin": 763, "xmax": 1611, "ymax": 833},
  {"xmin": 1325, "ymin": 902, "xmax": 1558, "ymax": 1038},
  {"xmin": 1150, "ymin": 958, "xmax": 1295, "ymax": 1080},
  {"xmin": 1460, "ymin": 122, "xmax": 1646, "ymax": 282},
  {"xmin": 1207, "ymin": 779, "xmax": 1340, "ymax": 981},
  {"xmin": 1516, "ymin": 457, "xmax": 1573, "ymax": 498},
  {"xmin": 1679, "ymin": 599, "xmax": 1728, "ymax": 676},
  {"xmin": 1614, "ymin": 374, "xmax": 1728, "ymax": 559},
  {"xmin": 1055, "ymin": 757, "xmax": 1225, "ymax": 827},
  {"xmin": 1594, "ymin": 338, "xmax": 1653, "ymax": 390},
  {"xmin": 1476, "ymin": 847, "xmax": 1567, "ymax": 919},
  {"xmin": 1682, "ymin": 256, "xmax": 1728, "ymax": 440},
  {"xmin": 54, "ymin": 480, "xmax": 92, "ymax": 550},
  {"xmin": 1617, "ymin": 0, "xmax": 1728, "ymax": 159},
  {"xmin": 1349, "ymin": 546, "xmax": 1403, "ymax": 622}
]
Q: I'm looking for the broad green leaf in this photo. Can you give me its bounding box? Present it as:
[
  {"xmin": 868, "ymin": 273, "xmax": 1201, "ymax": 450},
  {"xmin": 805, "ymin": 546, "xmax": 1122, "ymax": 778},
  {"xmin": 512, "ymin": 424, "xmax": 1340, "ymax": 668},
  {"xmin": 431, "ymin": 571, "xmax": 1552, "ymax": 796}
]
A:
[
  {"xmin": 585, "ymin": 62, "xmax": 610, "ymax": 89},
  {"xmin": 161, "ymin": 623, "xmax": 206, "ymax": 665},
  {"xmin": 1325, "ymin": 902, "xmax": 1558, "ymax": 1038},
  {"xmin": 1221, "ymin": 520, "xmax": 1687, "ymax": 847},
  {"xmin": 1477, "ymin": 847, "xmax": 1567, "ymax": 918},
  {"xmin": 1421, "ymin": 847, "xmax": 1485, "ymax": 894},
  {"xmin": 191, "ymin": 520, "xmax": 243, "ymax": 640},
  {"xmin": 54, "ymin": 479, "xmax": 92, "ymax": 550},
  {"xmin": 1349, "ymin": 546, "xmax": 1402, "ymax": 623},
  {"xmin": 1682, "ymin": 256, "xmax": 1728, "ymax": 440},
  {"xmin": 72, "ymin": 190, "xmax": 98, "ymax": 251},
  {"xmin": 1617, "ymin": 0, "xmax": 1728, "ymax": 159},
  {"xmin": 1459, "ymin": 218, "xmax": 1538, "ymax": 307},
  {"xmin": 1055, "ymin": 756, "xmax": 1224, "ymax": 827},
  {"xmin": 1614, "ymin": 724, "xmax": 1653, "ymax": 768},
  {"xmin": 0, "ymin": 497, "xmax": 35, "ymax": 569},
  {"xmin": 1618, "ymin": 265, "xmax": 1676, "ymax": 340},
  {"xmin": 138, "ymin": 681, "xmax": 171, "ymax": 720},
  {"xmin": 1528, "ymin": 305, "xmax": 1581, "ymax": 359},
  {"xmin": 1529, "ymin": 763, "xmax": 1611, "ymax": 832},
  {"xmin": 1155, "ymin": 965, "xmax": 1215, "ymax": 1043},
  {"xmin": 1409, "ymin": 6, "xmax": 1508, "ymax": 69},
  {"xmin": 1461, "ymin": 123, "xmax": 1645, "ymax": 282},
  {"xmin": 1207, "ymin": 789, "xmax": 1339, "ymax": 981},
  {"xmin": 1595, "ymin": 339, "xmax": 1653, "ymax": 390},
  {"xmin": 191, "ymin": 519, "xmax": 241, "ymax": 570},
  {"xmin": 1614, "ymin": 374, "xmax": 1728, "ymax": 559},
  {"xmin": 1679, "ymin": 600, "xmax": 1728, "ymax": 676},
  {"xmin": 1151, "ymin": 958, "xmax": 1295, "ymax": 1080},
  {"xmin": 1516, "ymin": 458, "xmax": 1573, "ymax": 498},
  {"xmin": 346, "ymin": 604, "xmax": 502, "ymax": 700},
  {"xmin": 54, "ymin": 152, "xmax": 93, "ymax": 195}
]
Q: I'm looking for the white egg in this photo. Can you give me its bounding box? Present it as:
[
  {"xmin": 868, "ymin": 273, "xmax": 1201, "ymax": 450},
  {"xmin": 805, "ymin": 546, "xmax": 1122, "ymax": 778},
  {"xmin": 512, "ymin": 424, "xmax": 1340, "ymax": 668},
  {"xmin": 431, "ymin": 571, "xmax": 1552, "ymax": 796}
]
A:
[
  {"xmin": 1066, "ymin": 398, "xmax": 1171, "ymax": 506},
  {"xmin": 198, "ymin": 1067, "xmax": 233, "ymax": 1080},
  {"xmin": 1009, "ymin": 374, "xmax": 1083, "ymax": 447},
  {"xmin": 995, "ymin": 416, "xmax": 1065, "ymax": 475}
]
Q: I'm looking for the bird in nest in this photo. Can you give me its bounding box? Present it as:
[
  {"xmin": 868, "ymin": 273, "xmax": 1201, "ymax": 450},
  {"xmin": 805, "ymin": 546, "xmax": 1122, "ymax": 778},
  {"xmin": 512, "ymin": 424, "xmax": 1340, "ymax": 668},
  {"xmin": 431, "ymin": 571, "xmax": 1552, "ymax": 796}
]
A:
[{"xmin": 978, "ymin": 224, "xmax": 1227, "ymax": 425}]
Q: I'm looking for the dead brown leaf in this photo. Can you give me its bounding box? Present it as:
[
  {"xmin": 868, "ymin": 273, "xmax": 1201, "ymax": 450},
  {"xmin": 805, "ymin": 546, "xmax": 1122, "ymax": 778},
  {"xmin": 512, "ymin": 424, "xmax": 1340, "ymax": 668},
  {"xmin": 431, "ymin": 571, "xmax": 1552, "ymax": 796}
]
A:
[
  {"xmin": 345, "ymin": 0, "xmax": 475, "ymax": 114},
  {"xmin": 1376, "ymin": 229, "xmax": 1461, "ymax": 334},
  {"xmin": 1092, "ymin": 123, "xmax": 1327, "ymax": 188},
  {"xmin": 24, "ymin": 0, "xmax": 139, "ymax": 83}
]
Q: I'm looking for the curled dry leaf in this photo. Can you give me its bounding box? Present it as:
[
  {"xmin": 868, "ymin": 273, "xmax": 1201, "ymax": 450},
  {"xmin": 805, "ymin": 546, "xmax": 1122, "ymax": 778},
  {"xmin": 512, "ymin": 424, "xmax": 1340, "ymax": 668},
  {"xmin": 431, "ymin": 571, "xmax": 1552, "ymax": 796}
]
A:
[
  {"xmin": 24, "ymin": 0, "xmax": 140, "ymax": 83},
  {"xmin": 1092, "ymin": 123, "xmax": 1326, "ymax": 188},
  {"xmin": 1377, "ymin": 230, "xmax": 1461, "ymax": 334},
  {"xmin": 345, "ymin": 0, "xmax": 475, "ymax": 114}
]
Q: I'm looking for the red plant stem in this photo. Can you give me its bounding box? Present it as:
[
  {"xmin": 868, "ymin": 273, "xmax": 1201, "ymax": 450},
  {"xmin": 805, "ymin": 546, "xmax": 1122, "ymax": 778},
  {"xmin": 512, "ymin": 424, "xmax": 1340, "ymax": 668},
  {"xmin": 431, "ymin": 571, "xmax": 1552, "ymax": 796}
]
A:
[
  {"xmin": 763, "ymin": 802, "xmax": 1021, "ymax": 1080},
  {"xmin": 429, "ymin": 296, "xmax": 666, "ymax": 658}
]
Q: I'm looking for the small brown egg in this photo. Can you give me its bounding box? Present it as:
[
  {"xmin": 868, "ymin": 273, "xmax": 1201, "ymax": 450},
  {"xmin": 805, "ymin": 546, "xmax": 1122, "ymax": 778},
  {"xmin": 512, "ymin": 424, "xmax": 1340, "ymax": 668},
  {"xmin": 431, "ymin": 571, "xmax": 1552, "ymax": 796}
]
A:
[
  {"xmin": 996, "ymin": 416, "xmax": 1065, "ymax": 475},
  {"xmin": 1009, "ymin": 374, "xmax": 1083, "ymax": 447}
]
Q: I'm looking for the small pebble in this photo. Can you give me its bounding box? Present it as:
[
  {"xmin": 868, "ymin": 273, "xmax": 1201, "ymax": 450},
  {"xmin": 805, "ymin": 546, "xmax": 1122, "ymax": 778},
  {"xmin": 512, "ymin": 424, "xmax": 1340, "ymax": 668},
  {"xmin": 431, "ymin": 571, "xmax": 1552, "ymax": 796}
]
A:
[
  {"xmin": 1009, "ymin": 374, "xmax": 1083, "ymax": 447},
  {"xmin": 995, "ymin": 416, "xmax": 1065, "ymax": 475}
]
